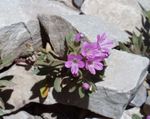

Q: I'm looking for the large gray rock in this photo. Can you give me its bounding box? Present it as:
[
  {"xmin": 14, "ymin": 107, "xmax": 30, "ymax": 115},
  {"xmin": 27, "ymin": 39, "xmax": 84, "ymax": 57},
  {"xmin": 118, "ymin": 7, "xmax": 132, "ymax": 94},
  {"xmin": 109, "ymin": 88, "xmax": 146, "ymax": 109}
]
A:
[
  {"xmin": 0, "ymin": 0, "xmax": 78, "ymax": 28},
  {"xmin": 81, "ymin": 0, "xmax": 143, "ymax": 31},
  {"xmin": 62, "ymin": 15, "xmax": 129, "ymax": 45},
  {"xmin": 38, "ymin": 15, "xmax": 78, "ymax": 57},
  {"xmin": 130, "ymin": 84, "xmax": 147, "ymax": 107},
  {"xmin": 52, "ymin": 50, "xmax": 149, "ymax": 119},
  {"xmin": 0, "ymin": 23, "xmax": 37, "ymax": 69},
  {"xmin": 1, "ymin": 50, "xmax": 149, "ymax": 119},
  {"xmin": 0, "ymin": 0, "xmax": 79, "ymax": 69}
]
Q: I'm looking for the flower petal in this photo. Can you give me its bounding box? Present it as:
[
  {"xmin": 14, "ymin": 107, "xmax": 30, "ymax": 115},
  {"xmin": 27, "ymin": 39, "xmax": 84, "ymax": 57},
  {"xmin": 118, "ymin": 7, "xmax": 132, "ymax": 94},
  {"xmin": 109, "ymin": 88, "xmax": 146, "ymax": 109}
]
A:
[
  {"xmin": 65, "ymin": 61, "xmax": 72, "ymax": 68},
  {"xmin": 78, "ymin": 61, "xmax": 85, "ymax": 68},
  {"xmin": 88, "ymin": 66, "xmax": 96, "ymax": 75},
  {"xmin": 94, "ymin": 62, "xmax": 103, "ymax": 70},
  {"xmin": 71, "ymin": 63, "xmax": 79, "ymax": 75}
]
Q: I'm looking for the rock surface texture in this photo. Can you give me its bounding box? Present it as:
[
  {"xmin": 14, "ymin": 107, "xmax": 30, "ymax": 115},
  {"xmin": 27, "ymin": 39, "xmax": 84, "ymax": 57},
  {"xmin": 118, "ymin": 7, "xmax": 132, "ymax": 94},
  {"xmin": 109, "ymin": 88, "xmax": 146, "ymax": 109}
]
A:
[
  {"xmin": 130, "ymin": 84, "xmax": 147, "ymax": 107},
  {"xmin": 81, "ymin": 0, "xmax": 144, "ymax": 31},
  {"xmin": 62, "ymin": 15, "xmax": 129, "ymax": 44},
  {"xmin": 0, "ymin": 0, "xmax": 79, "ymax": 69}
]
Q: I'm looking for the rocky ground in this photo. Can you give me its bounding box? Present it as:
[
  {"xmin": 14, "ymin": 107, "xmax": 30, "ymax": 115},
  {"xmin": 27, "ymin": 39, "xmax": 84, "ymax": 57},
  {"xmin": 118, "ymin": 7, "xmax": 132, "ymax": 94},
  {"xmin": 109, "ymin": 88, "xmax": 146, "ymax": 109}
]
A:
[{"xmin": 0, "ymin": 0, "xmax": 150, "ymax": 119}]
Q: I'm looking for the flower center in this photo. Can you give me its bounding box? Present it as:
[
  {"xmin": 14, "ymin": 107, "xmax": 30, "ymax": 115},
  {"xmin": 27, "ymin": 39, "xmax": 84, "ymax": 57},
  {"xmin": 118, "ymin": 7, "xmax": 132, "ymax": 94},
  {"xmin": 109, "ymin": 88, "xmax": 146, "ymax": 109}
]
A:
[
  {"xmin": 73, "ymin": 59, "xmax": 78, "ymax": 63},
  {"xmin": 87, "ymin": 60, "xmax": 93, "ymax": 65}
]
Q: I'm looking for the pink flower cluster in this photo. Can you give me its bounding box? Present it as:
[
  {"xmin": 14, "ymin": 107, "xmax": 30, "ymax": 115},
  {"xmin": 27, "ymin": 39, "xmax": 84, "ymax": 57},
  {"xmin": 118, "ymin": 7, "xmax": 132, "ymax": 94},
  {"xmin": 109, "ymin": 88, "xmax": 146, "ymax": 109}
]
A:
[{"xmin": 65, "ymin": 33, "xmax": 114, "ymax": 76}]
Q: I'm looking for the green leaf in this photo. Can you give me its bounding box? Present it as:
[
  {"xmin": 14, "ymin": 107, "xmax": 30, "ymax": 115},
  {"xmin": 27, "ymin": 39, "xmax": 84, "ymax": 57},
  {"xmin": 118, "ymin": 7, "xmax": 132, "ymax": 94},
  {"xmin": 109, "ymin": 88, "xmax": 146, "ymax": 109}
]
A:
[
  {"xmin": 54, "ymin": 78, "xmax": 62, "ymax": 92},
  {"xmin": 40, "ymin": 86, "xmax": 49, "ymax": 98},
  {"xmin": 32, "ymin": 67, "xmax": 40, "ymax": 74},
  {"xmin": 65, "ymin": 32, "xmax": 73, "ymax": 41},
  {"xmin": 132, "ymin": 33, "xmax": 139, "ymax": 48},
  {"xmin": 131, "ymin": 114, "xmax": 142, "ymax": 119},
  {"xmin": 0, "ymin": 109, "xmax": 4, "ymax": 116},
  {"xmin": 69, "ymin": 86, "xmax": 76, "ymax": 93},
  {"xmin": 119, "ymin": 42, "xmax": 131, "ymax": 53},
  {"xmin": 50, "ymin": 60, "xmax": 65, "ymax": 67},
  {"xmin": 0, "ymin": 98, "xmax": 4, "ymax": 109},
  {"xmin": 89, "ymin": 82, "xmax": 97, "ymax": 92},
  {"xmin": 78, "ymin": 87, "xmax": 85, "ymax": 98}
]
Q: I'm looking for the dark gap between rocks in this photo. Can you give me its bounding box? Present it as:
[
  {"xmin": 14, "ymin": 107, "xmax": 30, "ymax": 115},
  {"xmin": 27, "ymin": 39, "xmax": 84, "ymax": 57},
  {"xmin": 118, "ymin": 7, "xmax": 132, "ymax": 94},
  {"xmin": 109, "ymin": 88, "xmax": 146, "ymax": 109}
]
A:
[{"xmin": 1, "ymin": 102, "xmax": 111, "ymax": 119}]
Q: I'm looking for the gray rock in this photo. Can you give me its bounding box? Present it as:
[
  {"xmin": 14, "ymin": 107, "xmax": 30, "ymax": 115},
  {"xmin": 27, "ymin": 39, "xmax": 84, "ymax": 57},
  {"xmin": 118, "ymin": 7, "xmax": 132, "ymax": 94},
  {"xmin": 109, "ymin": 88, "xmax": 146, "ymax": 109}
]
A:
[
  {"xmin": 81, "ymin": 0, "xmax": 143, "ymax": 31},
  {"xmin": 143, "ymin": 96, "xmax": 150, "ymax": 115},
  {"xmin": 62, "ymin": 15, "xmax": 129, "ymax": 45},
  {"xmin": 1, "ymin": 50, "xmax": 149, "ymax": 119},
  {"xmin": 137, "ymin": 0, "xmax": 150, "ymax": 10},
  {"xmin": 38, "ymin": 15, "xmax": 77, "ymax": 57},
  {"xmin": 0, "ymin": 0, "xmax": 79, "ymax": 69},
  {"xmin": 0, "ymin": 0, "xmax": 79, "ymax": 29},
  {"xmin": 51, "ymin": 50, "xmax": 149, "ymax": 119},
  {"xmin": 73, "ymin": 0, "xmax": 84, "ymax": 8},
  {"xmin": 130, "ymin": 84, "xmax": 147, "ymax": 107},
  {"xmin": 0, "ymin": 23, "xmax": 36, "ymax": 69}
]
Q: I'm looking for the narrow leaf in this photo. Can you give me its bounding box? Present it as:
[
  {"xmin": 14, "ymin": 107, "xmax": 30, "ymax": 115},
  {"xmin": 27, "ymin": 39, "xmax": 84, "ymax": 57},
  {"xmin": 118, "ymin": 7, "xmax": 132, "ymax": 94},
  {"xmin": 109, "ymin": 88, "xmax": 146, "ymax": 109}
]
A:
[
  {"xmin": 119, "ymin": 42, "xmax": 130, "ymax": 53},
  {"xmin": 69, "ymin": 86, "xmax": 76, "ymax": 93},
  {"xmin": 40, "ymin": 86, "xmax": 49, "ymax": 98},
  {"xmin": 54, "ymin": 78, "xmax": 62, "ymax": 92},
  {"xmin": 78, "ymin": 87, "xmax": 85, "ymax": 98}
]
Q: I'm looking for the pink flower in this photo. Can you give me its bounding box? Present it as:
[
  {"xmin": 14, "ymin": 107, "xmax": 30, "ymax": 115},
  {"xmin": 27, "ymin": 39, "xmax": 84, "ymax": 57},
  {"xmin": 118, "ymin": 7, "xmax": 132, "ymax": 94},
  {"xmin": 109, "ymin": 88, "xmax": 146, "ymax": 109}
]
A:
[
  {"xmin": 81, "ymin": 42, "xmax": 106, "ymax": 59},
  {"xmin": 85, "ymin": 58, "xmax": 103, "ymax": 75},
  {"xmin": 97, "ymin": 33, "xmax": 114, "ymax": 53},
  {"xmin": 75, "ymin": 33, "xmax": 83, "ymax": 42},
  {"xmin": 65, "ymin": 54, "xmax": 84, "ymax": 75},
  {"xmin": 82, "ymin": 82, "xmax": 90, "ymax": 90},
  {"xmin": 146, "ymin": 115, "xmax": 150, "ymax": 119}
]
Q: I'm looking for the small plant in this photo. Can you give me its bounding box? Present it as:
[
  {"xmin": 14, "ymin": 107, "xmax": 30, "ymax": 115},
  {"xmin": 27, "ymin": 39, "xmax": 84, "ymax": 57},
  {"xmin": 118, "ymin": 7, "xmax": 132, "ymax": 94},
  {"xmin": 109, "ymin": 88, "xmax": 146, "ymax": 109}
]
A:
[
  {"xmin": 24, "ymin": 33, "xmax": 114, "ymax": 98},
  {"xmin": 132, "ymin": 114, "xmax": 142, "ymax": 119},
  {"xmin": 118, "ymin": 8, "xmax": 150, "ymax": 76}
]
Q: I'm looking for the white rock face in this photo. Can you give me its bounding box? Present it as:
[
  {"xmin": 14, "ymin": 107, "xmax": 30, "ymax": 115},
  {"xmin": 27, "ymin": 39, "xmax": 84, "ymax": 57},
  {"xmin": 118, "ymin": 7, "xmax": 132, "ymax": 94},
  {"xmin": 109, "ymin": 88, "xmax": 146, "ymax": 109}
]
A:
[
  {"xmin": 0, "ymin": 0, "xmax": 78, "ymax": 29},
  {"xmin": 1, "ymin": 50, "xmax": 149, "ymax": 119},
  {"xmin": 81, "ymin": 0, "xmax": 143, "ymax": 31},
  {"xmin": 62, "ymin": 15, "xmax": 129, "ymax": 44}
]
